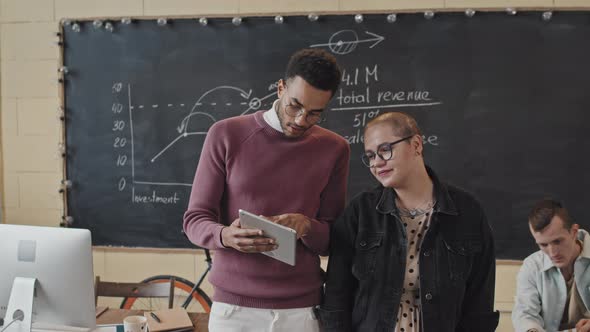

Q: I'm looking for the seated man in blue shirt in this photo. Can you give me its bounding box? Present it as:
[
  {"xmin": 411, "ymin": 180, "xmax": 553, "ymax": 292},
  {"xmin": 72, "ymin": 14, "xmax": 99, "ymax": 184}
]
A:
[{"xmin": 513, "ymin": 199, "xmax": 590, "ymax": 332}]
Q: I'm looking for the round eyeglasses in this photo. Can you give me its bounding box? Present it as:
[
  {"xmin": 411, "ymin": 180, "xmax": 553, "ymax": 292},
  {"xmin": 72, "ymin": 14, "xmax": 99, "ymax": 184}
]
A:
[
  {"xmin": 282, "ymin": 87, "xmax": 325, "ymax": 124},
  {"xmin": 283, "ymin": 104, "xmax": 324, "ymax": 124},
  {"xmin": 361, "ymin": 135, "xmax": 414, "ymax": 167}
]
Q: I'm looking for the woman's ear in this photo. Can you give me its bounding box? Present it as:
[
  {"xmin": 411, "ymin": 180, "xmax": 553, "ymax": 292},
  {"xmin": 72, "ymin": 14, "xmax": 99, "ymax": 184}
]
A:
[{"xmin": 412, "ymin": 135, "xmax": 423, "ymax": 155}]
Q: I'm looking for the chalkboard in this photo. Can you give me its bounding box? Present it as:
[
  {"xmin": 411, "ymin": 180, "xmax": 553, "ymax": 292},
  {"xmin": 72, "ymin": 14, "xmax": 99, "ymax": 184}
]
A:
[{"xmin": 63, "ymin": 12, "xmax": 590, "ymax": 259}]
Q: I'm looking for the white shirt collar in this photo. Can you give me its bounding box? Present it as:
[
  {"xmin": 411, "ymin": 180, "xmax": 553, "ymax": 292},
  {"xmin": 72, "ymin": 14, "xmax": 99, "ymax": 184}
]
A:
[
  {"xmin": 578, "ymin": 229, "xmax": 590, "ymax": 260},
  {"xmin": 262, "ymin": 100, "xmax": 283, "ymax": 132}
]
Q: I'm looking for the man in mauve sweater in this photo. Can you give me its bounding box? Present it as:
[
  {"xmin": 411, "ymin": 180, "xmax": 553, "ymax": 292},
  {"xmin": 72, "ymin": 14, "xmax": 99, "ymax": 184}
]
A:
[{"xmin": 183, "ymin": 49, "xmax": 350, "ymax": 331}]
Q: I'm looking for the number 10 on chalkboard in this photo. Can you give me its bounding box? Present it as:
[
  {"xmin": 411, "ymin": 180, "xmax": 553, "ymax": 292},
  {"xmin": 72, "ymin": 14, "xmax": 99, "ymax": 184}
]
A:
[{"xmin": 353, "ymin": 111, "xmax": 380, "ymax": 128}]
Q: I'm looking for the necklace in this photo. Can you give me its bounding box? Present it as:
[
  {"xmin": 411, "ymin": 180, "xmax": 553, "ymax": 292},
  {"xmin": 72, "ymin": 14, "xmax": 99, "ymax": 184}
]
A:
[{"xmin": 396, "ymin": 197, "xmax": 436, "ymax": 219}]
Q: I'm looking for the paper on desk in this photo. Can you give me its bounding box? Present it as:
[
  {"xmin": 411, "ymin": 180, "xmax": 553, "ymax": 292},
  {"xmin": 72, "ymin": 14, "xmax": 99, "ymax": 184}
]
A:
[{"xmin": 144, "ymin": 308, "xmax": 193, "ymax": 332}]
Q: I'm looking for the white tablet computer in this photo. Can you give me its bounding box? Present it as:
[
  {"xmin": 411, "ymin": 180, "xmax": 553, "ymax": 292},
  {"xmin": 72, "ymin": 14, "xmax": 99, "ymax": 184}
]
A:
[{"xmin": 238, "ymin": 209, "xmax": 297, "ymax": 266}]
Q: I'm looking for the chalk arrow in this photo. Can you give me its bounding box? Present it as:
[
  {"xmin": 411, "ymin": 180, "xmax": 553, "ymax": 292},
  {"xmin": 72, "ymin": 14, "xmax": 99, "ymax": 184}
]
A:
[{"xmin": 364, "ymin": 31, "xmax": 384, "ymax": 48}]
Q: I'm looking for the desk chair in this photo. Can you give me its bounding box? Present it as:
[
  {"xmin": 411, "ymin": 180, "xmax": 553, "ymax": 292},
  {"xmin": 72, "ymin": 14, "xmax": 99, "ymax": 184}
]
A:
[{"xmin": 94, "ymin": 276, "xmax": 176, "ymax": 309}]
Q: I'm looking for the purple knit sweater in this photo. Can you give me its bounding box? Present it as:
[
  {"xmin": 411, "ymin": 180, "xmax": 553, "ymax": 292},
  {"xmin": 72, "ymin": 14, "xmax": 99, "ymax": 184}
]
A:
[{"xmin": 183, "ymin": 110, "xmax": 350, "ymax": 309}]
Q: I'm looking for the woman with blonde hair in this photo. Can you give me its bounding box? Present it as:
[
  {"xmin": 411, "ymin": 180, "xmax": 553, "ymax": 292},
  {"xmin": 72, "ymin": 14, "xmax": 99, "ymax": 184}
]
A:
[{"xmin": 319, "ymin": 112, "xmax": 499, "ymax": 332}]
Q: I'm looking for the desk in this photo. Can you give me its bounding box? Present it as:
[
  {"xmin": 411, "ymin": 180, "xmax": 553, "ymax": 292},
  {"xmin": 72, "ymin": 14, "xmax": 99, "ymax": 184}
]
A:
[{"xmin": 96, "ymin": 309, "xmax": 209, "ymax": 332}]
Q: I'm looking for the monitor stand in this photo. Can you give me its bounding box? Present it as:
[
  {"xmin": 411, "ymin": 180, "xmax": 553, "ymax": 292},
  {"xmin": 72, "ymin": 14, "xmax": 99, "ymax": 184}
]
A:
[{"xmin": 4, "ymin": 277, "xmax": 36, "ymax": 332}]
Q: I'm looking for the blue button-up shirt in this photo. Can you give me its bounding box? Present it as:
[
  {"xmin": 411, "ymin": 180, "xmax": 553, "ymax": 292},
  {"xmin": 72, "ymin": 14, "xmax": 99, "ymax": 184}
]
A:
[{"xmin": 512, "ymin": 229, "xmax": 590, "ymax": 332}]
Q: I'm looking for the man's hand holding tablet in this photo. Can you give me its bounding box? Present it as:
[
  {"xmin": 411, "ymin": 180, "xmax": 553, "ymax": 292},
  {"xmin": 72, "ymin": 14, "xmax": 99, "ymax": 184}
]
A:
[
  {"xmin": 220, "ymin": 218, "xmax": 277, "ymax": 253},
  {"xmin": 237, "ymin": 210, "xmax": 298, "ymax": 266}
]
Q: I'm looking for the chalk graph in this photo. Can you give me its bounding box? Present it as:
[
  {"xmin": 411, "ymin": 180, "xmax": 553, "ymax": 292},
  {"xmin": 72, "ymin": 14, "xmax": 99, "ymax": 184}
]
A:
[{"xmin": 125, "ymin": 83, "xmax": 276, "ymax": 193}]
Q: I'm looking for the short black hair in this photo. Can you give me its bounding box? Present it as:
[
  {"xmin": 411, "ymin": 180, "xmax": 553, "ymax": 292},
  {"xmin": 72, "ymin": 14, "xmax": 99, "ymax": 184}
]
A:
[
  {"xmin": 284, "ymin": 48, "xmax": 341, "ymax": 96},
  {"xmin": 528, "ymin": 199, "xmax": 572, "ymax": 232}
]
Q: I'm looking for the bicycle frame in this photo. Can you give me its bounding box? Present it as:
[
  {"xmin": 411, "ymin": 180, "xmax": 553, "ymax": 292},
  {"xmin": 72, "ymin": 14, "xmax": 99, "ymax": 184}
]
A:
[{"xmin": 181, "ymin": 249, "xmax": 212, "ymax": 308}]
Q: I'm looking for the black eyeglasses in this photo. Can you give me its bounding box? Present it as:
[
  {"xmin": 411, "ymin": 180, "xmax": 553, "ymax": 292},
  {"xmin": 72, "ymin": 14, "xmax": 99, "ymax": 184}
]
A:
[
  {"xmin": 361, "ymin": 135, "xmax": 414, "ymax": 167},
  {"xmin": 282, "ymin": 89, "xmax": 324, "ymax": 124}
]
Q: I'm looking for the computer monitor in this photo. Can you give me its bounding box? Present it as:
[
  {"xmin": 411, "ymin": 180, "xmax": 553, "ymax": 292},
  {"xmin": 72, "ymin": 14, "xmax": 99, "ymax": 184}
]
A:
[{"xmin": 0, "ymin": 224, "xmax": 96, "ymax": 331}]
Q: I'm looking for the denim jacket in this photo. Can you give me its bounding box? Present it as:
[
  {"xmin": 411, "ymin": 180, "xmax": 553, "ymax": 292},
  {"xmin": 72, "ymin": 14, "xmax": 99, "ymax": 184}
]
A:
[
  {"xmin": 512, "ymin": 229, "xmax": 590, "ymax": 332},
  {"xmin": 319, "ymin": 167, "xmax": 499, "ymax": 332}
]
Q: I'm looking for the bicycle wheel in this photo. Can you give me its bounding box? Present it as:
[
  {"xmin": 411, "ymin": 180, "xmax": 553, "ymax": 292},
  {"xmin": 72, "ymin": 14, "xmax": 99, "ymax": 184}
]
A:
[{"xmin": 120, "ymin": 275, "xmax": 212, "ymax": 313}]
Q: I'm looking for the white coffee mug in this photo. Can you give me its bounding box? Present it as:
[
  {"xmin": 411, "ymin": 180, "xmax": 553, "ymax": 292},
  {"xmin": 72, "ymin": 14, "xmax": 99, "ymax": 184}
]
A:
[{"xmin": 123, "ymin": 315, "xmax": 147, "ymax": 332}]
